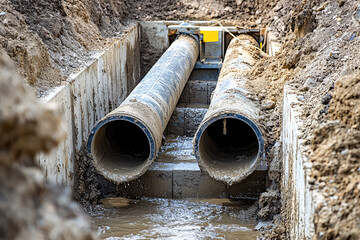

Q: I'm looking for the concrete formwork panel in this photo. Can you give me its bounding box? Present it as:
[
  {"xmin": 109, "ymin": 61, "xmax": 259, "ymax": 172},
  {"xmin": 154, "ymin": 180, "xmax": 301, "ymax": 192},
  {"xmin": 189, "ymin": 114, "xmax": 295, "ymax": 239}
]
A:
[
  {"xmin": 282, "ymin": 85, "xmax": 322, "ymax": 240},
  {"xmin": 267, "ymin": 32, "xmax": 282, "ymax": 57},
  {"xmin": 37, "ymin": 85, "xmax": 74, "ymax": 185}
]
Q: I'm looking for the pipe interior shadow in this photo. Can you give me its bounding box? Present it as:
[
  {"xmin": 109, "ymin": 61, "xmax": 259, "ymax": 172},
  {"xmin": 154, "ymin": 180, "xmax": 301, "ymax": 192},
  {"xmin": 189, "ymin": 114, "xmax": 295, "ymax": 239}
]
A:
[
  {"xmin": 199, "ymin": 118, "xmax": 259, "ymax": 171},
  {"xmin": 92, "ymin": 120, "xmax": 150, "ymax": 173}
]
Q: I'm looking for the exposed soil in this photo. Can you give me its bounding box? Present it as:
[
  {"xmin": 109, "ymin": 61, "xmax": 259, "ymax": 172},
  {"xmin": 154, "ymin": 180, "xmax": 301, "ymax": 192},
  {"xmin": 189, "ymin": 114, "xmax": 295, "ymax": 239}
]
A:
[
  {"xmin": 1, "ymin": 0, "xmax": 129, "ymax": 96},
  {"xmin": 125, "ymin": 0, "xmax": 278, "ymax": 25},
  {"xmin": 245, "ymin": 0, "xmax": 360, "ymax": 238},
  {"xmin": 309, "ymin": 73, "xmax": 360, "ymax": 239},
  {"xmin": 0, "ymin": 53, "xmax": 96, "ymax": 239},
  {"xmin": 0, "ymin": 0, "xmax": 279, "ymax": 96}
]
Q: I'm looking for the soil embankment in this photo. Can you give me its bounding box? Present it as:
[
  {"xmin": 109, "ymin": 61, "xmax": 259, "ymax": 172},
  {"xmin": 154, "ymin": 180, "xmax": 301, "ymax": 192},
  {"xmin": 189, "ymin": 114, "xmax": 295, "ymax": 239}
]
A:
[{"xmin": 247, "ymin": 0, "xmax": 360, "ymax": 238}]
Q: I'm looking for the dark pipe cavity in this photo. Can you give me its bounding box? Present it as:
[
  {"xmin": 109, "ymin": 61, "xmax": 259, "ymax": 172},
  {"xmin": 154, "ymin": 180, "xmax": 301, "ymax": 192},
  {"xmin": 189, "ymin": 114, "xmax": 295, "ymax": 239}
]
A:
[
  {"xmin": 92, "ymin": 120, "xmax": 150, "ymax": 173},
  {"xmin": 198, "ymin": 117, "xmax": 260, "ymax": 173}
]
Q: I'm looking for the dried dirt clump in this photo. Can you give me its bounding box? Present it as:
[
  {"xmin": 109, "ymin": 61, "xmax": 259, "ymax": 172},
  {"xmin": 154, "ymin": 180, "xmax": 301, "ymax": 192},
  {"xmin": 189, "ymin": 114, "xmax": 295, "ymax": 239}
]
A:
[{"xmin": 0, "ymin": 52, "xmax": 96, "ymax": 239}]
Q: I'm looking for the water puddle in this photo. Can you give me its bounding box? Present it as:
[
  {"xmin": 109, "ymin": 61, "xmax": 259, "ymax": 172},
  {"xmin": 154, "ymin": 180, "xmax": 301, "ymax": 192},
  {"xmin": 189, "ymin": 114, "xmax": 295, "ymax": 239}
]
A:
[{"xmin": 90, "ymin": 197, "xmax": 259, "ymax": 240}]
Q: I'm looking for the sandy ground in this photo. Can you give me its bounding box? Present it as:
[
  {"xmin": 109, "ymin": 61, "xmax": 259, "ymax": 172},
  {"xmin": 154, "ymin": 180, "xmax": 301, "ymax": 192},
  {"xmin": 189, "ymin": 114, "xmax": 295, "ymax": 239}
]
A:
[{"xmin": 0, "ymin": 0, "xmax": 360, "ymax": 239}]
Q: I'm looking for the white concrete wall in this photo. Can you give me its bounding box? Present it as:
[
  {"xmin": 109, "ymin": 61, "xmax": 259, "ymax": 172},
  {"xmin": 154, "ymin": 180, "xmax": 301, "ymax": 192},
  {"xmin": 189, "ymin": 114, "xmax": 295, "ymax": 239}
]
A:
[
  {"xmin": 267, "ymin": 32, "xmax": 282, "ymax": 56},
  {"xmin": 37, "ymin": 85, "xmax": 74, "ymax": 184},
  {"xmin": 37, "ymin": 24, "xmax": 140, "ymax": 187},
  {"xmin": 282, "ymin": 86, "xmax": 322, "ymax": 239}
]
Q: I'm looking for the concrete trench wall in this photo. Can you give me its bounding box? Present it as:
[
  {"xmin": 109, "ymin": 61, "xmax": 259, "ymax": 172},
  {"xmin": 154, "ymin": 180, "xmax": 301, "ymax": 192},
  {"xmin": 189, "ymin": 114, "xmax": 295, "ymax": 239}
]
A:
[
  {"xmin": 265, "ymin": 32, "xmax": 320, "ymax": 239},
  {"xmin": 36, "ymin": 24, "xmax": 141, "ymax": 187},
  {"xmin": 282, "ymin": 86, "xmax": 323, "ymax": 239}
]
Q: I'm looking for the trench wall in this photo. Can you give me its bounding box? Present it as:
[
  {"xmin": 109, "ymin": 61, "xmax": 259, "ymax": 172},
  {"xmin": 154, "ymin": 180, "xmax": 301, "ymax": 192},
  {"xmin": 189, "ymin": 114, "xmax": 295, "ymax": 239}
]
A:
[
  {"xmin": 282, "ymin": 86, "xmax": 322, "ymax": 239},
  {"xmin": 265, "ymin": 34, "xmax": 319, "ymax": 239},
  {"xmin": 36, "ymin": 24, "xmax": 141, "ymax": 187}
]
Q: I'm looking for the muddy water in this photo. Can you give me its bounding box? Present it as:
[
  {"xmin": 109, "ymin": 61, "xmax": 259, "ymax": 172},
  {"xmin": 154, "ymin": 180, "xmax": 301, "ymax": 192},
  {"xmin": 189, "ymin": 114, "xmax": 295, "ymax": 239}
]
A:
[
  {"xmin": 91, "ymin": 197, "xmax": 259, "ymax": 240},
  {"xmin": 157, "ymin": 135, "xmax": 195, "ymax": 163}
]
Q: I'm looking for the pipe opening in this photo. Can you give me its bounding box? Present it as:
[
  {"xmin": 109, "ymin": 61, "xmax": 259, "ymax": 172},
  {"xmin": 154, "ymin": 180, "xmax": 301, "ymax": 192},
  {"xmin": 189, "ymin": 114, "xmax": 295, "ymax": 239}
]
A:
[
  {"xmin": 199, "ymin": 117, "xmax": 259, "ymax": 172},
  {"xmin": 92, "ymin": 120, "xmax": 151, "ymax": 174}
]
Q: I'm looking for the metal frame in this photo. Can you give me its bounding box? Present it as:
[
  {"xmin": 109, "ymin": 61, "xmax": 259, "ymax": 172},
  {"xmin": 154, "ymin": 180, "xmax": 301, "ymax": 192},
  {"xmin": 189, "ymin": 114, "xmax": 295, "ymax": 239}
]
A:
[{"xmin": 167, "ymin": 22, "xmax": 265, "ymax": 70}]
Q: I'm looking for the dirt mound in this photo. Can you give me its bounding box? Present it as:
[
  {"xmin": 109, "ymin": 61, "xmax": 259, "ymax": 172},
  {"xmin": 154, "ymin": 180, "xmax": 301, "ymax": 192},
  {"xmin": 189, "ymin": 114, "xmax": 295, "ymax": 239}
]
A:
[
  {"xmin": 0, "ymin": 52, "xmax": 96, "ymax": 239},
  {"xmin": 309, "ymin": 72, "xmax": 360, "ymax": 239},
  {"xmin": 125, "ymin": 0, "xmax": 278, "ymax": 24},
  {"xmin": 1, "ymin": 0, "xmax": 129, "ymax": 95}
]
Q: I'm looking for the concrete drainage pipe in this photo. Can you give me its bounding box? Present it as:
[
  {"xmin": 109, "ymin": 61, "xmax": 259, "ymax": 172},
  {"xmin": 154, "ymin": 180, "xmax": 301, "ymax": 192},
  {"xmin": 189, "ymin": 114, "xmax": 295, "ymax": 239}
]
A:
[
  {"xmin": 193, "ymin": 35, "xmax": 265, "ymax": 185},
  {"xmin": 88, "ymin": 35, "xmax": 199, "ymax": 183}
]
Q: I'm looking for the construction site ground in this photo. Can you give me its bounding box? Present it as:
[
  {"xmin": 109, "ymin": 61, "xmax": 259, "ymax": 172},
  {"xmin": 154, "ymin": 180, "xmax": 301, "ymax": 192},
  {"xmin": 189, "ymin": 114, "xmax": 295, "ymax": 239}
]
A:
[{"xmin": 0, "ymin": 0, "xmax": 359, "ymax": 239}]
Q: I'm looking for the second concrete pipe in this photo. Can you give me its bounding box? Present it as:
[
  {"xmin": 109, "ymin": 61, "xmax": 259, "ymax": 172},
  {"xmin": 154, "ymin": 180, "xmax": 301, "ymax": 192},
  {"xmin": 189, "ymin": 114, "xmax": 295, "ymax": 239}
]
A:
[
  {"xmin": 87, "ymin": 35, "xmax": 199, "ymax": 183},
  {"xmin": 193, "ymin": 35, "xmax": 265, "ymax": 185}
]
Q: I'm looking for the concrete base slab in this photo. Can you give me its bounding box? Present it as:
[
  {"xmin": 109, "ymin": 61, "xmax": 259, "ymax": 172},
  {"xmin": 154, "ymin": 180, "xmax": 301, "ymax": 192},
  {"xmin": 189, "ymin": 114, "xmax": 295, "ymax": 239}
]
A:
[{"xmin": 105, "ymin": 161, "xmax": 266, "ymax": 199}]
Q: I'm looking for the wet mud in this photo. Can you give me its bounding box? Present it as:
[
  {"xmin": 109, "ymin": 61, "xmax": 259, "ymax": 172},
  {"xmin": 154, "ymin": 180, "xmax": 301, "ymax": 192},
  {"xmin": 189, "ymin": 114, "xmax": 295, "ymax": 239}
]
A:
[{"xmin": 91, "ymin": 197, "xmax": 259, "ymax": 240}]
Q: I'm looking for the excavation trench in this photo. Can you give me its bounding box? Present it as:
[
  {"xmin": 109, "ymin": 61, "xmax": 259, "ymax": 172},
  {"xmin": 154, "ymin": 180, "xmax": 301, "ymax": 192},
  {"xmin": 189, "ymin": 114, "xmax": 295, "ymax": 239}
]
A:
[
  {"xmin": 89, "ymin": 29, "xmax": 264, "ymax": 186},
  {"xmin": 38, "ymin": 21, "xmax": 271, "ymax": 239}
]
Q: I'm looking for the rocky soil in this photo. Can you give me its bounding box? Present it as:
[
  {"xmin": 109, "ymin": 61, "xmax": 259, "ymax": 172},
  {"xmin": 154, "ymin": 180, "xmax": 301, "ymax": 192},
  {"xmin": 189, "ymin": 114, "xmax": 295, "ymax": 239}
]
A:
[{"xmin": 246, "ymin": 0, "xmax": 360, "ymax": 238}]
